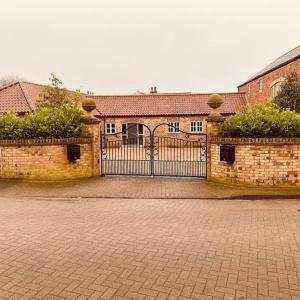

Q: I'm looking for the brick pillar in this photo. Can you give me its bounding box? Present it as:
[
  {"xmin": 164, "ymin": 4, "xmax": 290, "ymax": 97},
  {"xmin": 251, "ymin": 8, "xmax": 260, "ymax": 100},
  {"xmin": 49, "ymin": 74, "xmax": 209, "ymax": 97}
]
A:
[
  {"xmin": 81, "ymin": 99, "xmax": 101, "ymax": 176},
  {"xmin": 206, "ymin": 94, "xmax": 225, "ymax": 180}
]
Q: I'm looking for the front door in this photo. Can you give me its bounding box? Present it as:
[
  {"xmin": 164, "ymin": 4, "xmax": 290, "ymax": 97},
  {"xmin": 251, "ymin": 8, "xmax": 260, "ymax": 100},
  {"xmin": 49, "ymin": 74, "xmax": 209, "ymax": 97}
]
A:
[
  {"xmin": 127, "ymin": 123, "xmax": 138, "ymax": 145},
  {"xmin": 122, "ymin": 123, "xmax": 144, "ymax": 146}
]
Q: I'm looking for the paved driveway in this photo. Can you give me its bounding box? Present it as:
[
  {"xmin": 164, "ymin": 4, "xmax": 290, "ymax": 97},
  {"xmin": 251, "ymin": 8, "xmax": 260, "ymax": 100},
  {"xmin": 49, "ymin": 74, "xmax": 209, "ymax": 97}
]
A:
[{"xmin": 0, "ymin": 197, "xmax": 300, "ymax": 300}]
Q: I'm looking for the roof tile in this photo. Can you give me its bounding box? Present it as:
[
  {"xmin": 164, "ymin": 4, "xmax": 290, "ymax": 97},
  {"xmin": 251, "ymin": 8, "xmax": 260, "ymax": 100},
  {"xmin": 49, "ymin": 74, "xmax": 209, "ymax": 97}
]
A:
[{"xmin": 90, "ymin": 93, "xmax": 247, "ymax": 116}]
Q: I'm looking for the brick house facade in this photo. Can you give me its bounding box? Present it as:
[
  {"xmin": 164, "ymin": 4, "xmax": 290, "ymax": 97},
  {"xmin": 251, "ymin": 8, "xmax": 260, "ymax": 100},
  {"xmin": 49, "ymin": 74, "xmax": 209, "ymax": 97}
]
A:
[
  {"xmin": 238, "ymin": 46, "xmax": 300, "ymax": 105},
  {"xmin": 90, "ymin": 92, "xmax": 246, "ymax": 140}
]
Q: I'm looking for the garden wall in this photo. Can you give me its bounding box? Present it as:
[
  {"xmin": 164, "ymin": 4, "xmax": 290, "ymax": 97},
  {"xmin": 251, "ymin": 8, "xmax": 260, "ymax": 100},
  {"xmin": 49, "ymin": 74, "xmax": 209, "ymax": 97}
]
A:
[
  {"xmin": 209, "ymin": 137, "xmax": 300, "ymax": 186},
  {"xmin": 0, "ymin": 138, "xmax": 94, "ymax": 180}
]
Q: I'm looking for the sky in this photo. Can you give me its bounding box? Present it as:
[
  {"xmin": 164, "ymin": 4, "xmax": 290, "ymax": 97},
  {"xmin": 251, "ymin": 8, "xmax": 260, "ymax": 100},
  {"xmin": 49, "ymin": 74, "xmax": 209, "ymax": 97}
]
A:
[{"xmin": 1, "ymin": 0, "xmax": 299, "ymax": 95}]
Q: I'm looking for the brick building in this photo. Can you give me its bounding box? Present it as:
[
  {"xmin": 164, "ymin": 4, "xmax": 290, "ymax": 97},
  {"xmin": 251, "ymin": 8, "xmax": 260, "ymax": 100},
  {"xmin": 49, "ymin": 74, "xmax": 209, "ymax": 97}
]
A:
[
  {"xmin": 90, "ymin": 92, "xmax": 246, "ymax": 139},
  {"xmin": 238, "ymin": 45, "xmax": 300, "ymax": 105},
  {"xmin": 0, "ymin": 81, "xmax": 247, "ymax": 141}
]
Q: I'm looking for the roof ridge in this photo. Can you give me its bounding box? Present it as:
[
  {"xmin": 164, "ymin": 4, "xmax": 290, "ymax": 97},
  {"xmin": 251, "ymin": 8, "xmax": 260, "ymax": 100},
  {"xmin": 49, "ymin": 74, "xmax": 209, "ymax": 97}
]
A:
[
  {"xmin": 91, "ymin": 92, "xmax": 244, "ymax": 98},
  {"xmin": 0, "ymin": 80, "xmax": 21, "ymax": 92},
  {"xmin": 22, "ymin": 80, "xmax": 89, "ymax": 96},
  {"xmin": 273, "ymin": 45, "xmax": 300, "ymax": 61},
  {"xmin": 19, "ymin": 81, "xmax": 35, "ymax": 111},
  {"xmin": 21, "ymin": 80, "xmax": 47, "ymax": 88}
]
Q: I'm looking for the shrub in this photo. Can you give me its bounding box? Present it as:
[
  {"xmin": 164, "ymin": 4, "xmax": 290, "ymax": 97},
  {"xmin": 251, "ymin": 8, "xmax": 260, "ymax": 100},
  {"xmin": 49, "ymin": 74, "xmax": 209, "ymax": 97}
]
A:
[
  {"xmin": 220, "ymin": 103, "xmax": 300, "ymax": 138},
  {"xmin": 0, "ymin": 112, "xmax": 20, "ymax": 139},
  {"xmin": 0, "ymin": 103, "xmax": 83, "ymax": 139},
  {"xmin": 0, "ymin": 74, "xmax": 84, "ymax": 140},
  {"xmin": 274, "ymin": 72, "xmax": 300, "ymax": 113}
]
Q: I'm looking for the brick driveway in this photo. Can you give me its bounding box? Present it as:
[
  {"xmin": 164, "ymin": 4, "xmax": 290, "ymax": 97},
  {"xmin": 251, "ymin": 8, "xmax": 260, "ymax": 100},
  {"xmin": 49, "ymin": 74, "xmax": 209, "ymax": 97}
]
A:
[{"xmin": 1, "ymin": 197, "xmax": 300, "ymax": 299}]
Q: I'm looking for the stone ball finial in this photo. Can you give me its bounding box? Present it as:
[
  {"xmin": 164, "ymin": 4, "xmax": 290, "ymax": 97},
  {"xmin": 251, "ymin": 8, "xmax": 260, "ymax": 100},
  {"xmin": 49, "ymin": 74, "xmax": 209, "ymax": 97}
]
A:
[
  {"xmin": 82, "ymin": 98, "xmax": 96, "ymax": 112},
  {"xmin": 207, "ymin": 94, "xmax": 224, "ymax": 110}
]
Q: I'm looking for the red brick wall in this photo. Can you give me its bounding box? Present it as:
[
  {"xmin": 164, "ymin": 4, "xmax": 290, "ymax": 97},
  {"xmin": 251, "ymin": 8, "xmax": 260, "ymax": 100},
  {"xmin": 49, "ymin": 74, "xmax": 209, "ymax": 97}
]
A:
[{"xmin": 238, "ymin": 59, "xmax": 300, "ymax": 105}]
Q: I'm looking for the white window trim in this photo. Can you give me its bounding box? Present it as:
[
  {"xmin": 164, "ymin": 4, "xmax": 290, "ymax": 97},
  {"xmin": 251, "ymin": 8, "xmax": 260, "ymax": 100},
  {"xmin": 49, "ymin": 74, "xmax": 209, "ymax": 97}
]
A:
[
  {"xmin": 190, "ymin": 121, "xmax": 204, "ymax": 133},
  {"xmin": 168, "ymin": 122, "xmax": 180, "ymax": 133},
  {"xmin": 270, "ymin": 80, "xmax": 284, "ymax": 98},
  {"xmin": 106, "ymin": 123, "xmax": 115, "ymax": 134},
  {"xmin": 270, "ymin": 77, "xmax": 286, "ymax": 88}
]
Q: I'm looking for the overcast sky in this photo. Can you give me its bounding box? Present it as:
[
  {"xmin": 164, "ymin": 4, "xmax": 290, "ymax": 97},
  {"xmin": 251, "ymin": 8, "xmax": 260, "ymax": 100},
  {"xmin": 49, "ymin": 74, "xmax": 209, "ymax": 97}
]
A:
[{"xmin": 1, "ymin": 0, "xmax": 299, "ymax": 94}]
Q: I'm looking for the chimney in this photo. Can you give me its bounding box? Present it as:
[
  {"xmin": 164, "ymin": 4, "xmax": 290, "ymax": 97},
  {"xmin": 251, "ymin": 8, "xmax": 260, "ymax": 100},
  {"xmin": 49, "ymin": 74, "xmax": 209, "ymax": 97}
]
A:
[{"xmin": 150, "ymin": 86, "xmax": 158, "ymax": 94}]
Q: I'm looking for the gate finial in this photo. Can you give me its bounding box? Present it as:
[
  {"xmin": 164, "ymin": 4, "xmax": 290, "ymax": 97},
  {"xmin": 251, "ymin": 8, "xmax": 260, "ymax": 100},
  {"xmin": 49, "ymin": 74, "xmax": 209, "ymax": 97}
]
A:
[
  {"xmin": 81, "ymin": 98, "xmax": 99, "ymax": 125},
  {"xmin": 207, "ymin": 94, "xmax": 225, "ymax": 122}
]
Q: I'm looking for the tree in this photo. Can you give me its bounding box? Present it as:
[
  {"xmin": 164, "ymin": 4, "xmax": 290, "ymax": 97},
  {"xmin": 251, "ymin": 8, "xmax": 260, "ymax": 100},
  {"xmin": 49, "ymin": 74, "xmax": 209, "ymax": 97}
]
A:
[
  {"xmin": 37, "ymin": 73, "xmax": 80, "ymax": 108},
  {"xmin": 0, "ymin": 75, "xmax": 24, "ymax": 88},
  {"xmin": 274, "ymin": 72, "xmax": 300, "ymax": 113}
]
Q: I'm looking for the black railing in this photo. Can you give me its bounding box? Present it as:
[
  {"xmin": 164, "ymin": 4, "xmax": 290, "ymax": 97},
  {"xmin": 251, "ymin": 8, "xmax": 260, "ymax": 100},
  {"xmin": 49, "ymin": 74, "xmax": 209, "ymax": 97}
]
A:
[{"xmin": 100, "ymin": 123, "xmax": 207, "ymax": 177}]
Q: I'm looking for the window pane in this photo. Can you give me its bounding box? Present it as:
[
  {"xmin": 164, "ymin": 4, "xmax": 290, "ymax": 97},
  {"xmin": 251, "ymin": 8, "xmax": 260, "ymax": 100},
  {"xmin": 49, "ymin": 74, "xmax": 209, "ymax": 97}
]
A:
[
  {"xmin": 168, "ymin": 122, "xmax": 179, "ymax": 132},
  {"xmin": 122, "ymin": 124, "xmax": 127, "ymax": 136},
  {"xmin": 270, "ymin": 81, "xmax": 283, "ymax": 98},
  {"xmin": 106, "ymin": 123, "xmax": 110, "ymax": 133},
  {"xmin": 191, "ymin": 121, "xmax": 203, "ymax": 132},
  {"xmin": 106, "ymin": 123, "xmax": 116, "ymax": 134},
  {"xmin": 138, "ymin": 124, "xmax": 143, "ymax": 135}
]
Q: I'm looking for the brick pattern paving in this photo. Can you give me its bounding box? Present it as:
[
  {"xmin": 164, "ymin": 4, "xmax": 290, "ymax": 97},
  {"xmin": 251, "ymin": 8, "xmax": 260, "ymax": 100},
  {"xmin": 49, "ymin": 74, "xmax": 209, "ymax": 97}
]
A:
[{"xmin": 0, "ymin": 197, "xmax": 300, "ymax": 299}]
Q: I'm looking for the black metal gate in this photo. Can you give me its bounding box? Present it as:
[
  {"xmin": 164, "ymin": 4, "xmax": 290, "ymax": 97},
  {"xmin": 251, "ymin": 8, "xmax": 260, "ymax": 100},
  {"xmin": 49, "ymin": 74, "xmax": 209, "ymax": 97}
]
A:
[{"xmin": 100, "ymin": 123, "xmax": 207, "ymax": 178}]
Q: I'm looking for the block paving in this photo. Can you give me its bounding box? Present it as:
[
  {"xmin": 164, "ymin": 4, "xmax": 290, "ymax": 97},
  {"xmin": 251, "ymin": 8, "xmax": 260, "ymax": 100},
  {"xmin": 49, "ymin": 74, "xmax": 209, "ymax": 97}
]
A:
[{"xmin": 0, "ymin": 197, "xmax": 300, "ymax": 299}]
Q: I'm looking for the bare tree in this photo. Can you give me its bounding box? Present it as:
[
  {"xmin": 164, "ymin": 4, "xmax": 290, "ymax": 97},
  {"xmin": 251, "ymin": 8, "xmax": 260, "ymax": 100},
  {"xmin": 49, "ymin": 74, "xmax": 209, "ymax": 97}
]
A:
[{"xmin": 0, "ymin": 75, "xmax": 24, "ymax": 88}]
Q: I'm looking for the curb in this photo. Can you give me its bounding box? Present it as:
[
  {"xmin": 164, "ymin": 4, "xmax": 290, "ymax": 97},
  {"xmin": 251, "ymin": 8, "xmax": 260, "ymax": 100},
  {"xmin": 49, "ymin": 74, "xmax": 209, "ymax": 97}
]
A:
[{"xmin": 13, "ymin": 194, "xmax": 300, "ymax": 201}]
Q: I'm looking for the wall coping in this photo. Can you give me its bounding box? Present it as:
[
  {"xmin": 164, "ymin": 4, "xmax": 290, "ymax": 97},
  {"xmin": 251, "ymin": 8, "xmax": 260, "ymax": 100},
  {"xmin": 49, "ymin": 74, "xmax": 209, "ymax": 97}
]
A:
[
  {"xmin": 210, "ymin": 137, "xmax": 300, "ymax": 145},
  {"xmin": 0, "ymin": 137, "xmax": 93, "ymax": 147}
]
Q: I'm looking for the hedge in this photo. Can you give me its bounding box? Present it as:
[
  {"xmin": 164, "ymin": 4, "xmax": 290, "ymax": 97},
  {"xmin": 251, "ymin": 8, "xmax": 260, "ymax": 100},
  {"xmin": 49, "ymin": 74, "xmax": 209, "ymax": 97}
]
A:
[
  {"xmin": 0, "ymin": 103, "xmax": 83, "ymax": 139},
  {"xmin": 220, "ymin": 103, "xmax": 300, "ymax": 138}
]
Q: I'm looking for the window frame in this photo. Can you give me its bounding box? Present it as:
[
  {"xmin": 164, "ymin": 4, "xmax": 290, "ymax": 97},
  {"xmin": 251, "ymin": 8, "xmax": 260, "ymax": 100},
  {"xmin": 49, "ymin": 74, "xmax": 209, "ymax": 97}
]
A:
[
  {"xmin": 105, "ymin": 122, "xmax": 116, "ymax": 134},
  {"xmin": 190, "ymin": 121, "xmax": 204, "ymax": 133},
  {"xmin": 168, "ymin": 122, "xmax": 180, "ymax": 133},
  {"xmin": 270, "ymin": 81, "xmax": 283, "ymax": 98}
]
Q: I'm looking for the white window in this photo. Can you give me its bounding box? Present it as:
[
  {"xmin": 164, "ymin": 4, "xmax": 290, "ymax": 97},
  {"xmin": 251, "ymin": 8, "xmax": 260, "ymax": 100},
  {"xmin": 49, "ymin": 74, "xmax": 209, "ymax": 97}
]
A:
[
  {"xmin": 168, "ymin": 122, "xmax": 180, "ymax": 133},
  {"xmin": 106, "ymin": 123, "xmax": 115, "ymax": 134},
  {"xmin": 270, "ymin": 81, "xmax": 283, "ymax": 98},
  {"xmin": 191, "ymin": 121, "xmax": 203, "ymax": 133}
]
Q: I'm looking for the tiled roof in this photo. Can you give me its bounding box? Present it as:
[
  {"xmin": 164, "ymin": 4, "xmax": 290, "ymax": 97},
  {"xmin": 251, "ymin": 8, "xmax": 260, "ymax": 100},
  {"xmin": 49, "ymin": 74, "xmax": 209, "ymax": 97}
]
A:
[
  {"xmin": 90, "ymin": 92, "xmax": 247, "ymax": 116},
  {"xmin": 0, "ymin": 81, "xmax": 87, "ymax": 114},
  {"xmin": 239, "ymin": 45, "xmax": 300, "ymax": 87},
  {"xmin": 0, "ymin": 81, "xmax": 44, "ymax": 113},
  {"xmin": 0, "ymin": 81, "xmax": 247, "ymax": 116}
]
